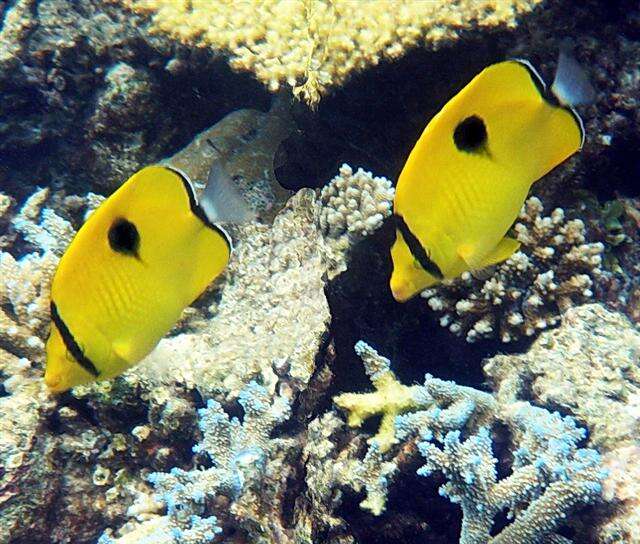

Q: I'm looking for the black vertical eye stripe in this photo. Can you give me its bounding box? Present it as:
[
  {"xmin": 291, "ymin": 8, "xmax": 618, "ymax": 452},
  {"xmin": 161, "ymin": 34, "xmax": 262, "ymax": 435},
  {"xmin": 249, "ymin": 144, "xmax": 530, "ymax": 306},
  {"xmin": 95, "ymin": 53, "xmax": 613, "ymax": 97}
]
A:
[
  {"xmin": 50, "ymin": 302, "xmax": 100, "ymax": 377},
  {"xmin": 393, "ymin": 214, "xmax": 444, "ymax": 280},
  {"xmin": 108, "ymin": 218, "xmax": 140, "ymax": 256}
]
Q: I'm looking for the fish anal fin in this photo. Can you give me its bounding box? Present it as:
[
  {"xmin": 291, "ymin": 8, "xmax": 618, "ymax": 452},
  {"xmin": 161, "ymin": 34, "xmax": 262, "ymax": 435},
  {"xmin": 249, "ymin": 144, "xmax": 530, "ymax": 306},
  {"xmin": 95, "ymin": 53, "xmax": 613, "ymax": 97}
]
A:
[
  {"xmin": 458, "ymin": 237, "xmax": 521, "ymax": 271},
  {"xmin": 112, "ymin": 339, "xmax": 138, "ymax": 366}
]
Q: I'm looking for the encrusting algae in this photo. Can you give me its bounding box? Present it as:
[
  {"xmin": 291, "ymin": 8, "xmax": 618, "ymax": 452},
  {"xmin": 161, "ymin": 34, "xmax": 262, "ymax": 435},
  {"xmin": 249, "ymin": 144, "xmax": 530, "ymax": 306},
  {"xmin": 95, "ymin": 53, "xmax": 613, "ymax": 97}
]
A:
[{"xmin": 124, "ymin": 0, "xmax": 544, "ymax": 106}]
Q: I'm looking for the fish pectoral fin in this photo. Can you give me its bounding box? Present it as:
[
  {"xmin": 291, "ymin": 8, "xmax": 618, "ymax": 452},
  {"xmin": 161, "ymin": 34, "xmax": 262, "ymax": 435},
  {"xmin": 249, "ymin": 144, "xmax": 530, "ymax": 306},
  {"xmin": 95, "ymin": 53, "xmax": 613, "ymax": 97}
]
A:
[{"xmin": 458, "ymin": 237, "xmax": 521, "ymax": 271}]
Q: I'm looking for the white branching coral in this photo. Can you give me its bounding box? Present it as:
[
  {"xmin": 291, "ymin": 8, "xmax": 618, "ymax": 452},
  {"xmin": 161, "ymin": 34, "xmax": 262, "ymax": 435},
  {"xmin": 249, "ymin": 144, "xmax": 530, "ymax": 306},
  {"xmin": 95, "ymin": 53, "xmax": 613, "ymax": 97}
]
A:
[
  {"xmin": 421, "ymin": 197, "xmax": 605, "ymax": 342},
  {"xmin": 12, "ymin": 188, "xmax": 76, "ymax": 255},
  {"xmin": 0, "ymin": 251, "xmax": 56, "ymax": 358},
  {"xmin": 0, "ymin": 189, "xmax": 75, "ymax": 361},
  {"xmin": 319, "ymin": 164, "xmax": 394, "ymax": 278}
]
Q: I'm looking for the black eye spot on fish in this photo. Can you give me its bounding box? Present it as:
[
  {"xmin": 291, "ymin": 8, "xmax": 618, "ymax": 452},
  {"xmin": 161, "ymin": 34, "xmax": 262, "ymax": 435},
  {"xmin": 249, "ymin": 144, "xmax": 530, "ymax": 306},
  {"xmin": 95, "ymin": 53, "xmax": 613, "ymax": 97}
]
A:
[
  {"xmin": 453, "ymin": 115, "xmax": 487, "ymax": 152},
  {"xmin": 108, "ymin": 218, "xmax": 140, "ymax": 256}
]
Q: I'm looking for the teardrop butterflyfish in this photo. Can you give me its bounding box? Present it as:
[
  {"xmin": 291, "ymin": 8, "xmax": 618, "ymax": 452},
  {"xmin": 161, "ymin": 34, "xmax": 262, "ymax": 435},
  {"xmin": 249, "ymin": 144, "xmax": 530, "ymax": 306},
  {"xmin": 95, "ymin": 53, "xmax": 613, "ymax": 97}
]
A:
[
  {"xmin": 390, "ymin": 49, "xmax": 594, "ymax": 302},
  {"xmin": 45, "ymin": 161, "xmax": 251, "ymax": 392}
]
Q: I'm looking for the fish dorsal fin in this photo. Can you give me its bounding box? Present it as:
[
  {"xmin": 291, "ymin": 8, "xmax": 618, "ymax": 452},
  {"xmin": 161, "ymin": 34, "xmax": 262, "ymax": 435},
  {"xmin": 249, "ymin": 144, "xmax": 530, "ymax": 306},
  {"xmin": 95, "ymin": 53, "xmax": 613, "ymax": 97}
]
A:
[
  {"xmin": 162, "ymin": 165, "xmax": 234, "ymax": 250},
  {"xmin": 458, "ymin": 236, "xmax": 520, "ymax": 271},
  {"xmin": 199, "ymin": 159, "xmax": 255, "ymax": 225}
]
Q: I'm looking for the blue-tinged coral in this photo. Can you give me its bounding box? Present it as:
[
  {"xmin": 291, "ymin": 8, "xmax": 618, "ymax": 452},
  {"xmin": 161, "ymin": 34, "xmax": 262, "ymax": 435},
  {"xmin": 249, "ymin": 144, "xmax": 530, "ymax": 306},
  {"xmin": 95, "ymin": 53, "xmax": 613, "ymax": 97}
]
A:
[
  {"xmin": 335, "ymin": 340, "xmax": 496, "ymax": 454},
  {"xmin": 131, "ymin": 382, "xmax": 291, "ymax": 542},
  {"xmin": 417, "ymin": 408, "xmax": 605, "ymax": 544},
  {"xmin": 485, "ymin": 303, "xmax": 640, "ymax": 542},
  {"xmin": 334, "ymin": 341, "xmax": 606, "ymax": 541}
]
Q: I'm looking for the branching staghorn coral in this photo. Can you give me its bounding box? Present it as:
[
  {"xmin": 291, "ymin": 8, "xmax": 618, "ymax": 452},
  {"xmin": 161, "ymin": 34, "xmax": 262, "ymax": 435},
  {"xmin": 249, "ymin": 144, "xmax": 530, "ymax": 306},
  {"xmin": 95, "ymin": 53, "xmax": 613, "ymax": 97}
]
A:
[
  {"xmin": 112, "ymin": 382, "xmax": 292, "ymax": 543},
  {"xmin": 335, "ymin": 340, "xmax": 496, "ymax": 454},
  {"xmin": 484, "ymin": 304, "xmax": 640, "ymax": 543},
  {"xmin": 319, "ymin": 164, "xmax": 394, "ymax": 278},
  {"xmin": 418, "ymin": 414, "xmax": 604, "ymax": 544},
  {"xmin": 484, "ymin": 304, "xmax": 640, "ymax": 453},
  {"xmin": 422, "ymin": 197, "xmax": 605, "ymax": 342},
  {"xmin": 334, "ymin": 342, "xmax": 606, "ymax": 542},
  {"xmin": 125, "ymin": 0, "xmax": 543, "ymax": 106}
]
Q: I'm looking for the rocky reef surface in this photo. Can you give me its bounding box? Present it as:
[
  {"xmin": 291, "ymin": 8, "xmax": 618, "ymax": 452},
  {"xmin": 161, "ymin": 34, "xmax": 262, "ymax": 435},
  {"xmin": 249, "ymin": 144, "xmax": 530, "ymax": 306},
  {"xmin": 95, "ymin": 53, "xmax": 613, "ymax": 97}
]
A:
[{"xmin": 1, "ymin": 1, "xmax": 640, "ymax": 544}]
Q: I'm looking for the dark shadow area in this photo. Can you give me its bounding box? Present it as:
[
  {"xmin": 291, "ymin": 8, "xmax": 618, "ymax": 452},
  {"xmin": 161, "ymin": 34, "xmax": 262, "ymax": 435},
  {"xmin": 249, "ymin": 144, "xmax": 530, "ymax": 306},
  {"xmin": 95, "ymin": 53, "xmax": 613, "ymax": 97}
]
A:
[
  {"xmin": 586, "ymin": 126, "xmax": 640, "ymax": 199},
  {"xmin": 324, "ymin": 220, "xmax": 532, "ymax": 403},
  {"xmin": 276, "ymin": 35, "xmax": 507, "ymax": 192},
  {"xmin": 338, "ymin": 464, "xmax": 460, "ymax": 544}
]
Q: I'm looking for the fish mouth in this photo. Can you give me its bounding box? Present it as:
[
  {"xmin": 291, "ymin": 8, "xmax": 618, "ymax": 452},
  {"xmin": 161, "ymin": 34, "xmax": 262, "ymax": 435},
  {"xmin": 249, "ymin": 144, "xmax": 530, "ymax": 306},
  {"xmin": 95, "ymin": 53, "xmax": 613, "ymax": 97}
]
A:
[
  {"xmin": 390, "ymin": 275, "xmax": 414, "ymax": 303},
  {"xmin": 44, "ymin": 368, "xmax": 66, "ymax": 393}
]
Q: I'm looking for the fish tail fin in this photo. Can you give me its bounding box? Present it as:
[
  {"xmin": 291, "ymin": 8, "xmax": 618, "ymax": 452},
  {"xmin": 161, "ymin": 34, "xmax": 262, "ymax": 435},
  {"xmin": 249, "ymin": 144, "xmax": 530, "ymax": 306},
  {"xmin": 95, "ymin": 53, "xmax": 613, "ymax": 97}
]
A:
[
  {"xmin": 551, "ymin": 40, "xmax": 596, "ymax": 107},
  {"xmin": 199, "ymin": 157, "xmax": 256, "ymax": 225}
]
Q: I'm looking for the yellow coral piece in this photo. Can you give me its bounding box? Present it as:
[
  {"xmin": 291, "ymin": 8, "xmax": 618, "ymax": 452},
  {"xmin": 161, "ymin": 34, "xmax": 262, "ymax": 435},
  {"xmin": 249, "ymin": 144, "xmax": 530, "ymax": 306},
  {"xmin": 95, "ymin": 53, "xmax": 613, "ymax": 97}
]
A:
[
  {"xmin": 125, "ymin": 0, "xmax": 543, "ymax": 106},
  {"xmin": 335, "ymin": 370, "xmax": 420, "ymax": 453}
]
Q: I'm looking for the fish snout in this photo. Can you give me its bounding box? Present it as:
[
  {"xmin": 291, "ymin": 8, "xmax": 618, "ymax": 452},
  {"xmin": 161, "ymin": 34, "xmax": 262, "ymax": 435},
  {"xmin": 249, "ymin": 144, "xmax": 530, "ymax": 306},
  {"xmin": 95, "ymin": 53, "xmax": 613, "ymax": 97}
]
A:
[
  {"xmin": 44, "ymin": 362, "xmax": 68, "ymax": 393},
  {"xmin": 390, "ymin": 273, "xmax": 413, "ymax": 303}
]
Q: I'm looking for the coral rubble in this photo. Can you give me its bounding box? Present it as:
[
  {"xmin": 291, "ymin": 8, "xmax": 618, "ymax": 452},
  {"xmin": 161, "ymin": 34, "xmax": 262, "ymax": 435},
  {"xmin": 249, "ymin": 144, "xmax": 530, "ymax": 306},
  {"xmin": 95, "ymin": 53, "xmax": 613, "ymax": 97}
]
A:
[
  {"xmin": 125, "ymin": 0, "xmax": 543, "ymax": 106},
  {"xmin": 422, "ymin": 197, "xmax": 605, "ymax": 343}
]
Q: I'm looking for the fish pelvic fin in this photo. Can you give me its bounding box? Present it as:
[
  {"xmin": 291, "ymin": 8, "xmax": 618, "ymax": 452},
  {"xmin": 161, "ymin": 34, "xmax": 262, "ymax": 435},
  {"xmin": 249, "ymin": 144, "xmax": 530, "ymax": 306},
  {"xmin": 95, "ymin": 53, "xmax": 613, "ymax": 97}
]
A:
[{"xmin": 458, "ymin": 236, "xmax": 521, "ymax": 272}]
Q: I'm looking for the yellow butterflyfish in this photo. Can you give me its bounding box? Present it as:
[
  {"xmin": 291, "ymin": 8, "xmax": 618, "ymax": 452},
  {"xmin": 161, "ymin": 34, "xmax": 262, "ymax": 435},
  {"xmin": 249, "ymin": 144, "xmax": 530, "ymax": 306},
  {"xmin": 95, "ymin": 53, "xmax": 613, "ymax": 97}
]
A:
[
  {"xmin": 390, "ymin": 50, "xmax": 594, "ymax": 302},
  {"xmin": 45, "ymin": 162, "xmax": 252, "ymax": 392}
]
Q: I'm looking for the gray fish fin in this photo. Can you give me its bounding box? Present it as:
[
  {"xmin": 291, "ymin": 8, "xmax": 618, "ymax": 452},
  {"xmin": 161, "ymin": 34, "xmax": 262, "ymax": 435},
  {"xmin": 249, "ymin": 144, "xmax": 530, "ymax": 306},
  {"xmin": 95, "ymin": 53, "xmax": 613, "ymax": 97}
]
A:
[
  {"xmin": 200, "ymin": 160, "xmax": 256, "ymax": 225},
  {"xmin": 551, "ymin": 43, "xmax": 596, "ymax": 107}
]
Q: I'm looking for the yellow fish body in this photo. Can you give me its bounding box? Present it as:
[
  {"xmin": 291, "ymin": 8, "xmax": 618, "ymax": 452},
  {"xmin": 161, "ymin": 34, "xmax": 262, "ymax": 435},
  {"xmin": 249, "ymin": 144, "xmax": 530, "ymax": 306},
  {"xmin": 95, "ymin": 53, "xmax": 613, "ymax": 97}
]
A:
[
  {"xmin": 45, "ymin": 165, "xmax": 235, "ymax": 392},
  {"xmin": 390, "ymin": 58, "xmax": 589, "ymax": 302}
]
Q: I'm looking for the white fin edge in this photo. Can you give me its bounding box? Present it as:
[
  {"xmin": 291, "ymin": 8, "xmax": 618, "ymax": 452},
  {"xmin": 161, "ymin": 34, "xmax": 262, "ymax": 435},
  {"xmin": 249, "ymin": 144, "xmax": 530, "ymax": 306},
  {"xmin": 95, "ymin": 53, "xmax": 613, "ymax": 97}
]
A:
[{"xmin": 511, "ymin": 58, "xmax": 548, "ymax": 94}]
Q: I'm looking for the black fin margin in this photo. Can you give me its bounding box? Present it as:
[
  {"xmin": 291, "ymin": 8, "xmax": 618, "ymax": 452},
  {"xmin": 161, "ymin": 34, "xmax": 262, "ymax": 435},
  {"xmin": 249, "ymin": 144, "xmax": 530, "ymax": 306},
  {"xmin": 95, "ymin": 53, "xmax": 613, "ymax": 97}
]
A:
[
  {"xmin": 161, "ymin": 165, "xmax": 232, "ymax": 251},
  {"xmin": 393, "ymin": 214, "xmax": 444, "ymax": 280},
  {"xmin": 50, "ymin": 301, "xmax": 100, "ymax": 377},
  {"xmin": 510, "ymin": 59, "xmax": 585, "ymax": 148}
]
